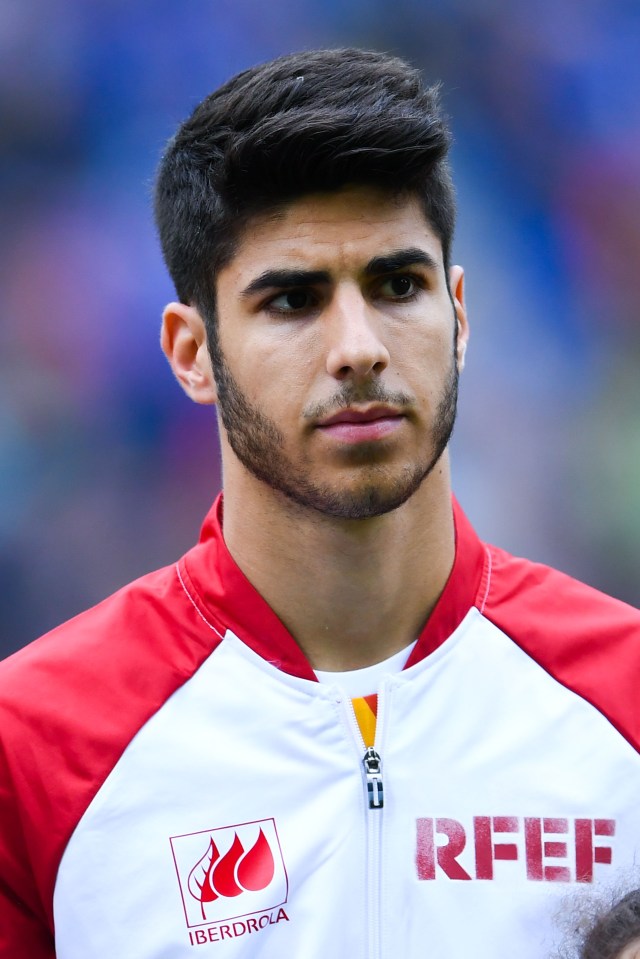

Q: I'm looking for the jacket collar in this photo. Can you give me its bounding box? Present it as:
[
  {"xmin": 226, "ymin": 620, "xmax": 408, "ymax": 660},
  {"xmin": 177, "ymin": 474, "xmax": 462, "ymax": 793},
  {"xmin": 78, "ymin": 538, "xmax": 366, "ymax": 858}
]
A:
[{"xmin": 182, "ymin": 494, "xmax": 487, "ymax": 681}]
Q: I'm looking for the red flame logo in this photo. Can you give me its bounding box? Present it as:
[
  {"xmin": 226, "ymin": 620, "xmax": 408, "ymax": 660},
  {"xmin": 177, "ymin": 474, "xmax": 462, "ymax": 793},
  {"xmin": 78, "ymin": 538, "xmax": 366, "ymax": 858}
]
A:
[{"xmin": 188, "ymin": 829, "xmax": 276, "ymax": 917}]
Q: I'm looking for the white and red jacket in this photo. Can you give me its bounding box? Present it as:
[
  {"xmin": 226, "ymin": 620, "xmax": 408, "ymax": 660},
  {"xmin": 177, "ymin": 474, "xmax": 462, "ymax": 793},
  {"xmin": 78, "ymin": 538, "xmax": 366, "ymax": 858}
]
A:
[{"xmin": 1, "ymin": 497, "xmax": 639, "ymax": 959}]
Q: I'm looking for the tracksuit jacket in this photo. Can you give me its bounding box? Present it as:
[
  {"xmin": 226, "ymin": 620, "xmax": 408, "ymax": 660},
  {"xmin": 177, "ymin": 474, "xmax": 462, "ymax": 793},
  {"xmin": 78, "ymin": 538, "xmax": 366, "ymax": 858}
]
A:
[{"xmin": 0, "ymin": 496, "xmax": 639, "ymax": 958}]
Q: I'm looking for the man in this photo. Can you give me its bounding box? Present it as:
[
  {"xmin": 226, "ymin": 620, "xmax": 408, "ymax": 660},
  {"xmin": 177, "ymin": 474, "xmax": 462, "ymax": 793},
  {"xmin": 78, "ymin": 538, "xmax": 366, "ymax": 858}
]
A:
[{"xmin": 0, "ymin": 48, "xmax": 638, "ymax": 959}]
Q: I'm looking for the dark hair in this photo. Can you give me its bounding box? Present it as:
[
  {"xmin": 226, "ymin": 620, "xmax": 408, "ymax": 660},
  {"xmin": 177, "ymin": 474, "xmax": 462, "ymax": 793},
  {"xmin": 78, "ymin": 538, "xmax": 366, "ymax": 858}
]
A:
[
  {"xmin": 581, "ymin": 890, "xmax": 640, "ymax": 959},
  {"xmin": 154, "ymin": 48, "xmax": 455, "ymax": 329}
]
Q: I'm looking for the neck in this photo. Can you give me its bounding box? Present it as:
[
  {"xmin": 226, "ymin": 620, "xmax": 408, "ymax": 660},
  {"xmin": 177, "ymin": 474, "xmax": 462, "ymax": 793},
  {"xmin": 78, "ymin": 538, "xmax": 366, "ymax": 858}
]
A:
[{"xmin": 220, "ymin": 455, "xmax": 456, "ymax": 672}]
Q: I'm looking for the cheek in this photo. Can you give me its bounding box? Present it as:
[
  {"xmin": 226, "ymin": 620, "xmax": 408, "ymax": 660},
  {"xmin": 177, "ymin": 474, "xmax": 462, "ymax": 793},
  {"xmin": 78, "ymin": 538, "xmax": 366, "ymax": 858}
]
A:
[
  {"xmin": 242, "ymin": 332, "xmax": 319, "ymax": 403},
  {"xmin": 246, "ymin": 323, "xmax": 318, "ymax": 366},
  {"xmin": 395, "ymin": 329, "xmax": 454, "ymax": 387},
  {"xmin": 388, "ymin": 310, "xmax": 453, "ymax": 356},
  {"xmin": 242, "ymin": 358, "xmax": 310, "ymax": 420}
]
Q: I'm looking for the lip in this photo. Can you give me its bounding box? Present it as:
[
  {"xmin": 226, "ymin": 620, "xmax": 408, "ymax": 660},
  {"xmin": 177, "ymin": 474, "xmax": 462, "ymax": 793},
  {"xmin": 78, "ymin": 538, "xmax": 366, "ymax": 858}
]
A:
[
  {"xmin": 316, "ymin": 406, "xmax": 405, "ymax": 443},
  {"xmin": 316, "ymin": 405, "xmax": 404, "ymax": 427}
]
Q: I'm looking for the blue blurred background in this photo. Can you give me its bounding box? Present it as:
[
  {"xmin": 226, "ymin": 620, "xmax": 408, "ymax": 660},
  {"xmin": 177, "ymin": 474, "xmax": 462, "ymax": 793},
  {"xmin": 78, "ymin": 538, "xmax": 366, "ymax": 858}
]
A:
[{"xmin": 1, "ymin": 0, "xmax": 639, "ymax": 656}]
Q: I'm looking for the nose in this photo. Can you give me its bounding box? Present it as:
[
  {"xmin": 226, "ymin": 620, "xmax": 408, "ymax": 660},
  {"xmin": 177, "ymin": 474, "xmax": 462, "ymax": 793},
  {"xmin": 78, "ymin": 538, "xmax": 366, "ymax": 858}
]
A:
[{"xmin": 324, "ymin": 285, "xmax": 390, "ymax": 381}]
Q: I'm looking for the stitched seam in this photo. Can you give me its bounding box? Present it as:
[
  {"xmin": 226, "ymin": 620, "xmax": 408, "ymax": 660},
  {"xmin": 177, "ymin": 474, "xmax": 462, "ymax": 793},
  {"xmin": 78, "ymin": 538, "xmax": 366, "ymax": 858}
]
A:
[
  {"xmin": 176, "ymin": 562, "xmax": 226, "ymax": 641},
  {"xmin": 479, "ymin": 546, "xmax": 493, "ymax": 614}
]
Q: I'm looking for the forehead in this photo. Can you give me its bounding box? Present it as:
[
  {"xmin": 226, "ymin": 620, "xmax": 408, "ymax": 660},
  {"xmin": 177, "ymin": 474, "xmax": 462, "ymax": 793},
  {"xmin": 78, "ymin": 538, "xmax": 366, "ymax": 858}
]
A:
[{"xmin": 222, "ymin": 186, "xmax": 444, "ymax": 282}]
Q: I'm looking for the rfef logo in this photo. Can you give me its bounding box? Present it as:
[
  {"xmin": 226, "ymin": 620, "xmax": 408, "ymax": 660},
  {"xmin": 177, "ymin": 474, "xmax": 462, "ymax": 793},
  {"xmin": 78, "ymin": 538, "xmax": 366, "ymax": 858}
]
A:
[
  {"xmin": 171, "ymin": 818, "xmax": 288, "ymax": 928},
  {"xmin": 416, "ymin": 815, "xmax": 615, "ymax": 883}
]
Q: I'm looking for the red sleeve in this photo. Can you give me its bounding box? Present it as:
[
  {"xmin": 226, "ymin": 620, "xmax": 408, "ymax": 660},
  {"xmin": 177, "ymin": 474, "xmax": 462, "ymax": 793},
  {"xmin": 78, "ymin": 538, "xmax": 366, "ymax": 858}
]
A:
[
  {"xmin": 0, "ymin": 745, "xmax": 55, "ymax": 958},
  {"xmin": 481, "ymin": 544, "xmax": 640, "ymax": 752},
  {"xmin": 0, "ymin": 895, "xmax": 55, "ymax": 959},
  {"xmin": 0, "ymin": 561, "xmax": 222, "ymax": 956}
]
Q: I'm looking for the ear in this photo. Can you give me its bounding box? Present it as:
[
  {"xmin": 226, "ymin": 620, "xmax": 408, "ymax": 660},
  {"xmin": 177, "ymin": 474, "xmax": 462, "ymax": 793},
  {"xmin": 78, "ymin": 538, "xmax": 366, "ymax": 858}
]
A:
[
  {"xmin": 160, "ymin": 302, "xmax": 218, "ymax": 405},
  {"xmin": 449, "ymin": 265, "xmax": 469, "ymax": 372}
]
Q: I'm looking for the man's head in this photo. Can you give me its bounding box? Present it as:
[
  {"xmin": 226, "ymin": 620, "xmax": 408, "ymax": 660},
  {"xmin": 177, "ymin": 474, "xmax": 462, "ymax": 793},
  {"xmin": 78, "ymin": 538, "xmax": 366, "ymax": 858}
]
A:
[
  {"xmin": 157, "ymin": 51, "xmax": 467, "ymax": 521},
  {"xmin": 154, "ymin": 48, "xmax": 455, "ymax": 336}
]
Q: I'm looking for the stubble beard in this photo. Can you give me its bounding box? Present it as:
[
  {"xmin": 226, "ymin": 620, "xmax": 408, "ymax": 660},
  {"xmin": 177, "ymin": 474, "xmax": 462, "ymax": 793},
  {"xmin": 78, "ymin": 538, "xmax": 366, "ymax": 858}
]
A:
[{"xmin": 209, "ymin": 334, "xmax": 459, "ymax": 521}]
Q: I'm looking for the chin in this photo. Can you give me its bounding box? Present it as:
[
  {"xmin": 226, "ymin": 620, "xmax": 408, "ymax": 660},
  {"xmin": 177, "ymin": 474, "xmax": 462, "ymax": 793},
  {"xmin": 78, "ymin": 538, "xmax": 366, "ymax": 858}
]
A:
[{"xmin": 279, "ymin": 470, "xmax": 427, "ymax": 521}]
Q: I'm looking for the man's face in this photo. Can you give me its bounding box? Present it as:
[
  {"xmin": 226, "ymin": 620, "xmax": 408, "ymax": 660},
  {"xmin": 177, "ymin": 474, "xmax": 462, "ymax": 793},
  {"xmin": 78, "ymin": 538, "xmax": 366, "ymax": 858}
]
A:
[{"xmin": 210, "ymin": 185, "xmax": 468, "ymax": 520}]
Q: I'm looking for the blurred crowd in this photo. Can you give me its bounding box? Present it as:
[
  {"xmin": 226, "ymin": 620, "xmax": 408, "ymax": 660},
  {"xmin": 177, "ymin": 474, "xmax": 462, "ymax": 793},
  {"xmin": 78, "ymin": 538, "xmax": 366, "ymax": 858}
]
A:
[{"xmin": 1, "ymin": 0, "xmax": 639, "ymax": 655}]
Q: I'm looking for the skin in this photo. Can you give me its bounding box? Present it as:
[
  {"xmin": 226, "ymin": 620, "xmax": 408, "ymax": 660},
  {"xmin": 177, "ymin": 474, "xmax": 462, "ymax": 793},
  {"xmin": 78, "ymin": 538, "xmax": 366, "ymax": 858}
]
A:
[
  {"xmin": 161, "ymin": 185, "xmax": 469, "ymax": 671},
  {"xmin": 617, "ymin": 941, "xmax": 640, "ymax": 959}
]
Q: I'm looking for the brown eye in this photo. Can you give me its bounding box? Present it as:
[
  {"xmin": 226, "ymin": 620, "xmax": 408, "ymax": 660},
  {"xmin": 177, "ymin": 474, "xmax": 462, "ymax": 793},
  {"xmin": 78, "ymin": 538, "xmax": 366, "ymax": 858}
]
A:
[
  {"xmin": 390, "ymin": 276, "xmax": 413, "ymax": 296},
  {"xmin": 285, "ymin": 290, "xmax": 310, "ymax": 309},
  {"xmin": 379, "ymin": 275, "xmax": 418, "ymax": 299},
  {"xmin": 268, "ymin": 289, "xmax": 313, "ymax": 313}
]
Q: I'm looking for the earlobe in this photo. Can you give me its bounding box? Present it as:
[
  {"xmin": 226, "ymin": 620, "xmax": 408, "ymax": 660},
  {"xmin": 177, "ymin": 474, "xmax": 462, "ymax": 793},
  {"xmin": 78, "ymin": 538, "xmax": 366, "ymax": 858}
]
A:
[
  {"xmin": 160, "ymin": 303, "xmax": 218, "ymax": 405},
  {"xmin": 449, "ymin": 265, "xmax": 470, "ymax": 372}
]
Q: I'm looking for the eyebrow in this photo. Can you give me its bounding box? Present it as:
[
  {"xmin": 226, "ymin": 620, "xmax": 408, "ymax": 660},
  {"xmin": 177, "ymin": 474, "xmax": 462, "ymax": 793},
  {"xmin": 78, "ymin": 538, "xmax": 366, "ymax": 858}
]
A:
[
  {"xmin": 363, "ymin": 248, "xmax": 440, "ymax": 276},
  {"xmin": 240, "ymin": 247, "xmax": 439, "ymax": 298},
  {"xmin": 241, "ymin": 269, "xmax": 330, "ymax": 298}
]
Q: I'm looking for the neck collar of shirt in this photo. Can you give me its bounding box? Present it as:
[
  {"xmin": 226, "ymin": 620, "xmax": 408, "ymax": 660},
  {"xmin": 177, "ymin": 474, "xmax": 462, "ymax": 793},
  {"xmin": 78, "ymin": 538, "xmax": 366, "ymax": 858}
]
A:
[
  {"xmin": 315, "ymin": 640, "xmax": 418, "ymax": 698},
  {"xmin": 179, "ymin": 493, "xmax": 488, "ymax": 682}
]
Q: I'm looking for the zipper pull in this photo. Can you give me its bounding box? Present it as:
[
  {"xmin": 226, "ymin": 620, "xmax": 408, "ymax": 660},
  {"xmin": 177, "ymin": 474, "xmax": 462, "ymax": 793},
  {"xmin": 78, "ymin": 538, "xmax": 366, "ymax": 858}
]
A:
[{"xmin": 363, "ymin": 747, "xmax": 384, "ymax": 809}]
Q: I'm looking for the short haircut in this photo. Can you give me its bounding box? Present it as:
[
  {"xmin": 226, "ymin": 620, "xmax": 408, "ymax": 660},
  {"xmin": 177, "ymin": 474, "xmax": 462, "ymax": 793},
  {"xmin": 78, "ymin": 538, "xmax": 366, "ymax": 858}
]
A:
[{"xmin": 154, "ymin": 47, "xmax": 455, "ymax": 329}]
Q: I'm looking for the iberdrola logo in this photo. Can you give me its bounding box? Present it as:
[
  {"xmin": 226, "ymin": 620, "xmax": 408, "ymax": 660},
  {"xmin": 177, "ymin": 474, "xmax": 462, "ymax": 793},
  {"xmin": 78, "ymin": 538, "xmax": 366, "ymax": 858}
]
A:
[
  {"xmin": 171, "ymin": 819, "xmax": 288, "ymax": 928},
  {"xmin": 189, "ymin": 827, "xmax": 275, "ymax": 914}
]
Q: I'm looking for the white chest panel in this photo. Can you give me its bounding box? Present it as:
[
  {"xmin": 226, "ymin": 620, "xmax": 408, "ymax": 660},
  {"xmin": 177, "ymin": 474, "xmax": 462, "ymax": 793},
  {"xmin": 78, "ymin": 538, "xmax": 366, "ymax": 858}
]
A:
[{"xmin": 53, "ymin": 612, "xmax": 640, "ymax": 959}]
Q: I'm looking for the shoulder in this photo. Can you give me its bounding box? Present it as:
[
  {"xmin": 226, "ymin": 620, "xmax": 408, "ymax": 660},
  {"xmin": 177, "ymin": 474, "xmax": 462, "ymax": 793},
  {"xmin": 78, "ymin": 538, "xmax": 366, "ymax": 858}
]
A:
[
  {"xmin": 0, "ymin": 559, "xmax": 223, "ymax": 931},
  {"xmin": 0, "ymin": 560, "xmax": 218, "ymax": 720},
  {"xmin": 479, "ymin": 542, "xmax": 640, "ymax": 748},
  {"xmin": 481, "ymin": 542, "xmax": 639, "ymax": 640},
  {"xmin": 0, "ymin": 558, "xmax": 225, "ymax": 776}
]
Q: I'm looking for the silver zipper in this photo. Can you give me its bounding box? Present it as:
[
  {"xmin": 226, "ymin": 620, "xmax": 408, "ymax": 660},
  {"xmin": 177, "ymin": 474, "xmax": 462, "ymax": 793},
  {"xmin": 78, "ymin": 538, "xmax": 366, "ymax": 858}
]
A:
[
  {"xmin": 343, "ymin": 688, "xmax": 388, "ymax": 959},
  {"xmin": 363, "ymin": 746, "xmax": 384, "ymax": 809}
]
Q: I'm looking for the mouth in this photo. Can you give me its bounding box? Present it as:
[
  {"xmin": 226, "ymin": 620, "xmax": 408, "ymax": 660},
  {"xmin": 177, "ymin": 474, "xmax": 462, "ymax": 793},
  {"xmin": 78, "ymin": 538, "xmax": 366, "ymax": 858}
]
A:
[{"xmin": 315, "ymin": 405, "xmax": 405, "ymax": 443}]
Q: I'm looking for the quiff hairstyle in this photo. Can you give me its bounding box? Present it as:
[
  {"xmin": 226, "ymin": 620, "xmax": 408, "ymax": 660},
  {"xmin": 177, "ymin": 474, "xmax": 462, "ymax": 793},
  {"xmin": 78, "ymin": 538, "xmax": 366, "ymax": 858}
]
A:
[{"xmin": 154, "ymin": 48, "xmax": 455, "ymax": 332}]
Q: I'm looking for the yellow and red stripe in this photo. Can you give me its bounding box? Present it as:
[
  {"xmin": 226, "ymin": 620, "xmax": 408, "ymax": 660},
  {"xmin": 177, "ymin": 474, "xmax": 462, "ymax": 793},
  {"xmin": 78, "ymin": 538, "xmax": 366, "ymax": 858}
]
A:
[{"xmin": 351, "ymin": 693, "xmax": 378, "ymax": 747}]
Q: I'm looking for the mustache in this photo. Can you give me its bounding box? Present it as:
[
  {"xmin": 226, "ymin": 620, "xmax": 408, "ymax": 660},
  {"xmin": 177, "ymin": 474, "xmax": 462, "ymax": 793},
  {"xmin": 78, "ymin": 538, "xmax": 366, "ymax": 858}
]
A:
[{"xmin": 303, "ymin": 382, "xmax": 414, "ymax": 421}]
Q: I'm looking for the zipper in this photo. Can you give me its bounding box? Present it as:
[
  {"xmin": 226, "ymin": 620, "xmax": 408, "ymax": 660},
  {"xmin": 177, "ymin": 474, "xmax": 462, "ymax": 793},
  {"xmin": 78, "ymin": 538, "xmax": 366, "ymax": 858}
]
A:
[
  {"xmin": 344, "ymin": 684, "xmax": 389, "ymax": 959},
  {"xmin": 363, "ymin": 746, "xmax": 384, "ymax": 809}
]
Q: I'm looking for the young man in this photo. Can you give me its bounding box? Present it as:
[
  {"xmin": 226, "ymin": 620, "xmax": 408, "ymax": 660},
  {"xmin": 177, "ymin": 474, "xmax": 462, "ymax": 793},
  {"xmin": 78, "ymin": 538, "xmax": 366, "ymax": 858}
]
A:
[{"xmin": 0, "ymin": 48, "xmax": 639, "ymax": 959}]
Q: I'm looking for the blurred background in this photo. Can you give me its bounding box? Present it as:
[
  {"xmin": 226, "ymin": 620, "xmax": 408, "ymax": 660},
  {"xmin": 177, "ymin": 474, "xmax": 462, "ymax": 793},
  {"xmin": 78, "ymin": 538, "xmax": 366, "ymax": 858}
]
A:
[{"xmin": 1, "ymin": 0, "xmax": 639, "ymax": 656}]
